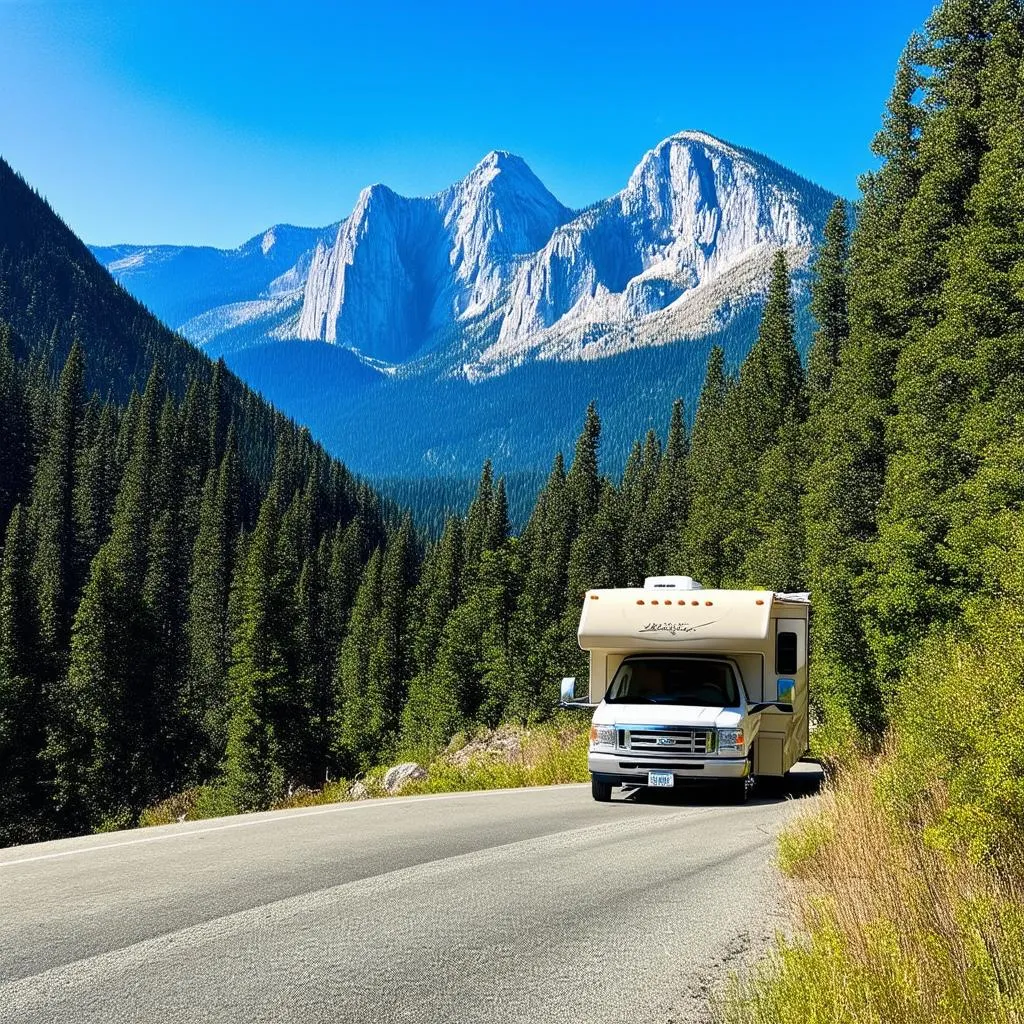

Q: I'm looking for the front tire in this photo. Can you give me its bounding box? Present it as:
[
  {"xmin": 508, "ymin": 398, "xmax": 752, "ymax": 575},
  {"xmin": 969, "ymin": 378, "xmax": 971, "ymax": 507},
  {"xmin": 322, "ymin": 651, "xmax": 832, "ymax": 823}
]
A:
[
  {"xmin": 591, "ymin": 777, "xmax": 613, "ymax": 802},
  {"xmin": 725, "ymin": 777, "xmax": 749, "ymax": 803}
]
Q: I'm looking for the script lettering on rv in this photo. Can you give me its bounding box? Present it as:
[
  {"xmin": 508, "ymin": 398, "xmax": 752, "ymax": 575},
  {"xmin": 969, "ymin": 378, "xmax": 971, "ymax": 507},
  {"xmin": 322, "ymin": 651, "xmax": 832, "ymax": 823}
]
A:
[{"xmin": 638, "ymin": 620, "xmax": 719, "ymax": 638}]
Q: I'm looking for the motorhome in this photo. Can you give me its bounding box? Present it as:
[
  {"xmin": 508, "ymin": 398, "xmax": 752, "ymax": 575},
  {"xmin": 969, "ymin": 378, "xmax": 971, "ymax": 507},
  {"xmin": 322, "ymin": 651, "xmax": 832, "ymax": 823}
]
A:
[{"xmin": 560, "ymin": 576, "xmax": 810, "ymax": 802}]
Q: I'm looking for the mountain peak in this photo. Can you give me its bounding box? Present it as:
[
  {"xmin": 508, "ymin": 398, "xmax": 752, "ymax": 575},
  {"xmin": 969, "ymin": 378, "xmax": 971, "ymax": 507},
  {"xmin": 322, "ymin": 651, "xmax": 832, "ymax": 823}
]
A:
[
  {"xmin": 473, "ymin": 149, "xmax": 526, "ymax": 172},
  {"xmin": 461, "ymin": 150, "xmax": 548, "ymax": 196},
  {"xmin": 662, "ymin": 130, "xmax": 742, "ymax": 154}
]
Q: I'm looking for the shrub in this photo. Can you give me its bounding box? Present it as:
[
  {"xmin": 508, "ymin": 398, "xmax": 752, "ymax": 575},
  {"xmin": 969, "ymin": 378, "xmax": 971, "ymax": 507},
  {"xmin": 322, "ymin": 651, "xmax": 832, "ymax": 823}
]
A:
[{"xmin": 717, "ymin": 759, "xmax": 1024, "ymax": 1024}]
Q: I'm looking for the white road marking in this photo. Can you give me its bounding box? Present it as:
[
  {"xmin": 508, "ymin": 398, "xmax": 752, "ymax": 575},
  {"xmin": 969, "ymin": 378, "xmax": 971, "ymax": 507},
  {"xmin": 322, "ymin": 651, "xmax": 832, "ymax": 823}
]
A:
[{"xmin": 0, "ymin": 784, "xmax": 589, "ymax": 868}]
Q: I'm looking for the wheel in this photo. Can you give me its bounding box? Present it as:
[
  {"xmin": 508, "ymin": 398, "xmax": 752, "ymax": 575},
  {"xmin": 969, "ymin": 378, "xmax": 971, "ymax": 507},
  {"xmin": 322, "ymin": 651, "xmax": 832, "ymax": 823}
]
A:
[
  {"xmin": 724, "ymin": 777, "xmax": 749, "ymax": 803},
  {"xmin": 725, "ymin": 763, "xmax": 755, "ymax": 804},
  {"xmin": 591, "ymin": 777, "xmax": 613, "ymax": 802}
]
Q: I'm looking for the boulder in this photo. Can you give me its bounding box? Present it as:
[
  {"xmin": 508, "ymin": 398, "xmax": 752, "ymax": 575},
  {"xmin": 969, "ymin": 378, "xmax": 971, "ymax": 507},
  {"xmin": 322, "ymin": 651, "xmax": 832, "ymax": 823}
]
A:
[
  {"xmin": 382, "ymin": 762, "xmax": 427, "ymax": 793},
  {"xmin": 349, "ymin": 781, "xmax": 369, "ymax": 800}
]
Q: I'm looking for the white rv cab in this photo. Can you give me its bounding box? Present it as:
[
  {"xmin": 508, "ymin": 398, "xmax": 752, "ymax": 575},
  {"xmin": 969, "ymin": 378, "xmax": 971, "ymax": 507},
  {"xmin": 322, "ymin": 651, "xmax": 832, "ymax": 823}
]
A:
[{"xmin": 562, "ymin": 576, "xmax": 810, "ymax": 802}]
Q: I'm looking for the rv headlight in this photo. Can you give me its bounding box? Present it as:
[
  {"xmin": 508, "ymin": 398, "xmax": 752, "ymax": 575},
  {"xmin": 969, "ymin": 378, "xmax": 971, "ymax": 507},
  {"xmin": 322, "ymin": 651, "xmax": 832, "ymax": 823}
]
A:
[
  {"xmin": 589, "ymin": 724, "xmax": 616, "ymax": 749},
  {"xmin": 718, "ymin": 728, "xmax": 745, "ymax": 752}
]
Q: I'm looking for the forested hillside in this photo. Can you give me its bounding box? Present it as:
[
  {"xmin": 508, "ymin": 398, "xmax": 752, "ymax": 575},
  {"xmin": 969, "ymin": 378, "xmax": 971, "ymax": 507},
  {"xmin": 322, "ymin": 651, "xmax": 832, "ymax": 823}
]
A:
[{"xmin": 0, "ymin": 163, "xmax": 396, "ymax": 844}]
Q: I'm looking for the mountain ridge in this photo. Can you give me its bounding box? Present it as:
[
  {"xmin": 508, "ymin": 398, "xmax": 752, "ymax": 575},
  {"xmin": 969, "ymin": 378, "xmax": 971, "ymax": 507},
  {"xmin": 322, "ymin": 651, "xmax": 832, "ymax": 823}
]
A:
[
  {"xmin": 90, "ymin": 130, "xmax": 834, "ymax": 371},
  {"xmin": 87, "ymin": 131, "xmax": 836, "ymax": 495}
]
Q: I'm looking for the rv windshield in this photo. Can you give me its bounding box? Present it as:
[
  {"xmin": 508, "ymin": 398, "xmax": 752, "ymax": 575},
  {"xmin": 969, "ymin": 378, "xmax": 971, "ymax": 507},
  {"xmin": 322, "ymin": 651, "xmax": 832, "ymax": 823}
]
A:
[{"xmin": 604, "ymin": 657, "xmax": 741, "ymax": 707}]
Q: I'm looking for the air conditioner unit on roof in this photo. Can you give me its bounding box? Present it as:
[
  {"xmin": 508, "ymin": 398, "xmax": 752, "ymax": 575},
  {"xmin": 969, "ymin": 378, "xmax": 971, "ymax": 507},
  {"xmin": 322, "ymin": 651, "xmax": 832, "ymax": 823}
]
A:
[{"xmin": 643, "ymin": 575, "xmax": 703, "ymax": 591}]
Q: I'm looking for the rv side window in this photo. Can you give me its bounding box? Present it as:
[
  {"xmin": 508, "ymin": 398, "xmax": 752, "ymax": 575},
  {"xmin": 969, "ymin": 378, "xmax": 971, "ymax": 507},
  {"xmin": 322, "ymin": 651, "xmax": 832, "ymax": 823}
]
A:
[{"xmin": 776, "ymin": 632, "xmax": 798, "ymax": 675}]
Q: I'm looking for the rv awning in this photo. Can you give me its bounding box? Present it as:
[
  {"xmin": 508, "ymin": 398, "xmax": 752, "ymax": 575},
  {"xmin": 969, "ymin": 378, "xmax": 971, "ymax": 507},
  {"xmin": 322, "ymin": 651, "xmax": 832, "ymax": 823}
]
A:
[{"xmin": 578, "ymin": 588, "xmax": 775, "ymax": 651}]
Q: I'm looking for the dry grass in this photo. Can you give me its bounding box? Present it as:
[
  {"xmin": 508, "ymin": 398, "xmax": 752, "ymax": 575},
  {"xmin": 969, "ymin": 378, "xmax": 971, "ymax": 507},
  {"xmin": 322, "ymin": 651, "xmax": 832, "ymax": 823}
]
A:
[
  {"xmin": 400, "ymin": 721, "xmax": 589, "ymax": 795},
  {"xmin": 716, "ymin": 757, "xmax": 1024, "ymax": 1024},
  {"xmin": 138, "ymin": 719, "xmax": 590, "ymax": 825}
]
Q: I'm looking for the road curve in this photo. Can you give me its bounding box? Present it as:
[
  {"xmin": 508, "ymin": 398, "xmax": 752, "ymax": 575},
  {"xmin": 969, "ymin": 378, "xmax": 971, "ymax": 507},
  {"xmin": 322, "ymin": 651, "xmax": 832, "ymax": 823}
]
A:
[{"xmin": 0, "ymin": 775, "xmax": 819, "ymax": 1023}]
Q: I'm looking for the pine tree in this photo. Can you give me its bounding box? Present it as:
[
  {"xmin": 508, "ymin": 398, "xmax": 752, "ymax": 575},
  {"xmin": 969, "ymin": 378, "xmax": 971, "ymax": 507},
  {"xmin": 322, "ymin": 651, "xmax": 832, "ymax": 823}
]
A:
[
  {"xmin": 0, "ymin": 325, "xmax": 30, "ymax": 526},
  {"xmin": 566, "ymin": 402, "xmax": 602, "ymax": 522},
  {"xmin": 29, "ymin": 340, "xmax": 84, "ymax": 676},
  {"xmin": 648, "ymin": 399, "xmax": 690, "ymax": 574},
  {"xmin": 464, "ymin": 460, "xmax": 496, "ymax": 570},
  {"xmin": 0, "ymin": 504, "xmax": 50, "ymax": 845},
  {"xmin": 143, "ymin": 397, "xmax": 188, "ymax": 794},
  {"xmin": 943, "ymin": 11, "xmax": 1024, "ymax": 602},
  {"xmin": 184, "ymin": 435, "xmax": 240, "ymax": 778},
  {"xmin": 741, "ymin": 412, "xmax": 808, "ymax": 591},
  {"xmin": 223, "ymin": 483, "xmax": 288, "ymax": 811},
  {"xmin": 732, "ymin": 251, "xmax": 806, "ymax": 451},
  {"xmin": 52, "ymin": 546, "xmax": 154, "ymax": 830},
  {"xmin": 801, "ymin": 39, "xmax": 926, "ymax": 729},
  {"xmin": 619, "ymin": 429, "xmax": 661, "ymax": 584},
  {"xmin": 807, "ymin": 199, "xmax": 851, "ymax": 410},
  {"xmin": 401, "ymin": 517, "xmax": 466, "ymax": 755},
  {"xmin": 866, "ymin": 2, "xmax": 1019, "ymax": 683},
  {"xmin": 332, "ymin": 547, "xmax": 383, "ymax": 771},
  {"xmin": 683, "ymin": 346, "xmax": 732, "ymax": 586},
  {"xmin": 73, "ymin": 400, "xmax": 119, "ymax": 566}
]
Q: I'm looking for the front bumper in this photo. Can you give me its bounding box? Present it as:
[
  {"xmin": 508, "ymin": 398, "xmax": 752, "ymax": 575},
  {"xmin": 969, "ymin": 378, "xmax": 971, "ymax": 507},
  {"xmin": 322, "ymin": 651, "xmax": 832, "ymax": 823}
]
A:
[{"xmin": 588, "ymin": 749, "xmax": 749, "ymax": 785}]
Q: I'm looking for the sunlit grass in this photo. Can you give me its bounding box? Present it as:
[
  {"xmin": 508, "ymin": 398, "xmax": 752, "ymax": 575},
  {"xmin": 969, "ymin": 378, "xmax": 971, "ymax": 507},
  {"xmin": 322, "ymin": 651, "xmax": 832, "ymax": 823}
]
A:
[
  {"xmin": 138, "ymin": 718, "xmax": 590, "ymax": 825},
  {"xmin": 716, "ymin": 757, "xmax": 1024, "ymax": 1024}
]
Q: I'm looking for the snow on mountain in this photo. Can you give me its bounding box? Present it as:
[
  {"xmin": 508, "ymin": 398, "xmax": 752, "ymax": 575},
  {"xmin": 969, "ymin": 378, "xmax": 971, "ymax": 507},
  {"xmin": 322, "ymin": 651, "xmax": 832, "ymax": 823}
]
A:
[{"xmin": 93, "ymin": 131, "xmax": 834, "ymax": 374}]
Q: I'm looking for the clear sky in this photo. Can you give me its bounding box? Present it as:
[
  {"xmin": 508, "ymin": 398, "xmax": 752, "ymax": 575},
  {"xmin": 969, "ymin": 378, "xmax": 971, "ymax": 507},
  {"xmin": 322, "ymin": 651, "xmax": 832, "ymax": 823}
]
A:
[{"xmin": 1, "ymin": 0, "xmax": 931, "ymax": 248}]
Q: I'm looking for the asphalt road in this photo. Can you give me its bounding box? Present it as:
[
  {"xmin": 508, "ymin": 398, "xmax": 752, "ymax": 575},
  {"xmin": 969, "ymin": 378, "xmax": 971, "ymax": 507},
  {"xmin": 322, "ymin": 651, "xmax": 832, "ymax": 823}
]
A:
[{"xmin": 0, "ymin": 773, "xmax": 820, "ymax": 1024}]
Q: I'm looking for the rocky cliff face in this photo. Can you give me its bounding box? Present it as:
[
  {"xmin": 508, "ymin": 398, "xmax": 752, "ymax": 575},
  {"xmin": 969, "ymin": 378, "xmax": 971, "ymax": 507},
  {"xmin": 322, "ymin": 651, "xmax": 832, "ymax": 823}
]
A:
[
  {"xmin": 92, "ymin": 131, "xmax": 834, "ymax": 373},
  {"xmin": 293, "ymin": 152, "xmax": 573, "ymax": 362},
  {"xmin": 474, "ymin": 131, "xmax": 829, "ymax": 375}
]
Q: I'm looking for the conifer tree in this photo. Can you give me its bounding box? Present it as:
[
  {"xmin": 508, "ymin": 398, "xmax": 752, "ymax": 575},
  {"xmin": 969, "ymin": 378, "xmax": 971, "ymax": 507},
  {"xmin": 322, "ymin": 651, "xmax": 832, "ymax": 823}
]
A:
[
  {"xmin": 648, "ymin": 399, "xmax": 690, "ymax": 573},
  {"xmin": 802, "ymin": 39, "xmax": 926, "ymax": 729},
  {"xmin": 223, "ymin": 482, "xmax": 288, "ymax": 811},
  {"xmin": 29, "ymin": 340, "xmax": 84, "ymax": 675},
  {"xmin": 184, "ymin": 435, "xmax": 240, "ymax": 776},
  {"xmin": 464, "ymin": 460, "xmax": 496, "ymax": 570},
  {"xmin": 742, "ymin": 412, "xmax": 808, "ymax": 591},
  {"xmin": 0, "ymin": 504, "xmax": 49, "ymax": 845},
  {"xmin": 807, "ymin": 199, "xmax": 851, "ymax": 410},
  {"xmin": 942, "ymin": 11, "xmax": 1024, "ymax": 600},
  {"xmin": 0, "ymin": 325, "xmax": 30, "ymax": 526},
  {"xmin": 73, "ymin": 401, "xmax": 119, "ymax": 567},
  {"xmin": 865, "ymin": 2, "xmax": 1019, "ymax": 683},
  {"xmin": 332, "ymin": 547, "xmax": 383, "ymax": 771},
  {"xmin": 683, "ymin": 347, "xmax": 732, "ymax": 586},
  {"xmin": 401, "ymin": 517, "xmax": 466, "ymax": 754},
  {"xmin": 566, "ymin": 402, "xmax": 602, "ymax": 522},
  {"xmin": 619, "ymin": 429, "xmax": 661, "ymax": 584}
]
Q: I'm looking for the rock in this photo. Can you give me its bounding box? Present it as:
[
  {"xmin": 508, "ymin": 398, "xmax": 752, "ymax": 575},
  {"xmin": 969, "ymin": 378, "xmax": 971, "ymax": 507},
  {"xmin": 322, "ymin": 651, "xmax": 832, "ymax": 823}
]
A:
[
  {"xmin": 349, "ymin": 781, "xmax": 369, "ymax": 800},
  {"xmin": 448, "ymin": 726, "xmax": 524, "ymax": 767},
  {"xmin": 382, "ymin": 762, "xmax": 427, "ymax": 793}
]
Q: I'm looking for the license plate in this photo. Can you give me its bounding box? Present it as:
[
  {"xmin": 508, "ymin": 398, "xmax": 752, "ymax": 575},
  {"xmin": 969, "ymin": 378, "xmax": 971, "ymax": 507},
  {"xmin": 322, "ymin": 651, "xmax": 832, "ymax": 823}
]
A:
[{"xmin": 648, "ymin": 770, "xmax": 674, "ymax": 788}]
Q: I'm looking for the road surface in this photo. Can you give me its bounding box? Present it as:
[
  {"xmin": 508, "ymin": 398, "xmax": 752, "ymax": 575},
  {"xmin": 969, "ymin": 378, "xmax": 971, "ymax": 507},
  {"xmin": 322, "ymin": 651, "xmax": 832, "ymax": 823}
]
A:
[{"xmin": 0, "ymin": 774, "xmax": 819, "ymax": 1023}]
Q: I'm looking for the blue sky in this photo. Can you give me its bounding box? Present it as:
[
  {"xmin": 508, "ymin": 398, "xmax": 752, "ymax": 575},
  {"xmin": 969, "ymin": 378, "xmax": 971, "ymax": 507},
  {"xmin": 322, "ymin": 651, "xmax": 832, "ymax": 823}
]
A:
[{"xmin": 1, "ymin": 0, "xmax": 930, "ymax": 248}]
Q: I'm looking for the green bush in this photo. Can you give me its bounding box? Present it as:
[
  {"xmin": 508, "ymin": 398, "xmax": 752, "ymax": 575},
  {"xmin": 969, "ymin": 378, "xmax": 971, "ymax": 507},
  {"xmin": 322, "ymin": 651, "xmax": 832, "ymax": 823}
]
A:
[{"xmin": 881, "ymin": 601, "xmax": 1024, "ymax": 862}]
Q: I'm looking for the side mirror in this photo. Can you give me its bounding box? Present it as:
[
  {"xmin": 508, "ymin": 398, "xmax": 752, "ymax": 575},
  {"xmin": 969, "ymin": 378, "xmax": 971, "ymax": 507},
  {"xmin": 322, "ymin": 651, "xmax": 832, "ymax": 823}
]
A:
[{"xmin": 560, "ymin": 677, "xmax": 577, "ymax": 703}]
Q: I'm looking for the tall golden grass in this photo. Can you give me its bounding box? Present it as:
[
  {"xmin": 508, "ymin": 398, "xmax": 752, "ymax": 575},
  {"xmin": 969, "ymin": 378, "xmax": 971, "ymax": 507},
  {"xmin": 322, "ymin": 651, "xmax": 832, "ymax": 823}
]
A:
[{"xmin": 716, "ymin": 756, "xmax": 1024, "ymax": 1024}]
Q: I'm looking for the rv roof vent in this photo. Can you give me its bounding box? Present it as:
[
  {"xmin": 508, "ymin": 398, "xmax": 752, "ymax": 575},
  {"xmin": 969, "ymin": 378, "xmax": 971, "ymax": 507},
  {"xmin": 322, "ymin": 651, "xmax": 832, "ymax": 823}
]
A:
[{"xmin": 644, "ymin": 575, "xmax": 703, "ymax": 591}]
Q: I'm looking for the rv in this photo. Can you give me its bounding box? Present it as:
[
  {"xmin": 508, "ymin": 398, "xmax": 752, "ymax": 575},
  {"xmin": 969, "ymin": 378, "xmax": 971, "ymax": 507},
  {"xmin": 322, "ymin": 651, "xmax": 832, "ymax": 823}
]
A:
[{"xmin": 560, "ymin": 576, "xmax": 810, "ymax": 802}]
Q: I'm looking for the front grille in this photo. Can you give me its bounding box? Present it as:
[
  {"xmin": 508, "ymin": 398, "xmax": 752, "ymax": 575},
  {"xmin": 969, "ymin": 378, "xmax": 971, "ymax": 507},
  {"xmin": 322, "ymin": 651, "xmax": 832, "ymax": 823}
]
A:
[{"xmin": 620, "ymin": 727, "xmax": 713, "ymax": 755}]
